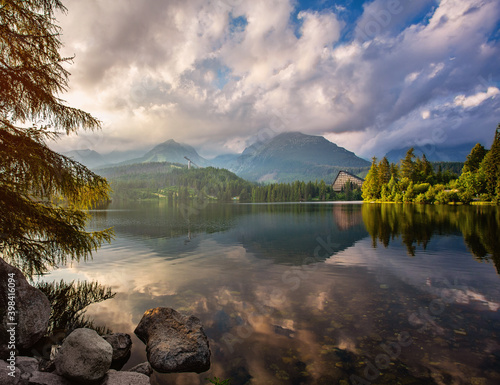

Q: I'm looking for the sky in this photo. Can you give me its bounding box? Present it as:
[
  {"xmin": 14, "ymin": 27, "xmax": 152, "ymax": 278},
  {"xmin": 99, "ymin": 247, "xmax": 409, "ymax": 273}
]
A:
[{"xmin": 52, "ymin": 0, "xmax": 500, "ymax": 159}]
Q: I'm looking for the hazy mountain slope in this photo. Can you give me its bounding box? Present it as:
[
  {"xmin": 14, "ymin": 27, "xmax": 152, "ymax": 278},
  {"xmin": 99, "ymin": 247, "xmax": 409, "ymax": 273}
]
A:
[
  {"xmin": 63, "ymin": 149, "xmax": 107, "ymax": 169},
  {"xmin": 229, "ymin": 132, "xmax": 370, "ymax": 182},
  {"xmin": 385, "ymin": 143, "xmax": 477, "ymax": 163},
  {"xmin": 210, "ymin": 153, "xmax": 240, "ymax": 168},
  {"xmin": 120, "ymin": 139, "xmax": 211, "ymax": 167}
]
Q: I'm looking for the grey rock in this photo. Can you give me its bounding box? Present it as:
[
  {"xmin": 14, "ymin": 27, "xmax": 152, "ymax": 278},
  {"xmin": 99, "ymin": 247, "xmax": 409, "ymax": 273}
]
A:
[
  {"xmin": 17, "ymin": 356, "xmax": 39, "ymax": 371},
  {"xmin": 28, "ymin": 371, "xmax": 73, "ymax": 385},
  {"xmin": 102, "ymin": 370, "xmax": 150, "ymax": 385},
  {"xmin": 0, "ymin": 359, "xmax": 20, "ymax": 385},
  {"xmin": 127, "ymin": 361, "xmax": 153, "ymax": 377},
  {"xmin": 54, "ymin": 328, "xmax": 112, "ymax": 384},
  {"xmin": 17, "ymin": 356, "xmax": 39, "ymax": 381},
  {"xmin": 103, "ymin": 333, "xmax": 132, "ymax": 361},
  {"xmin": 0, "ymin": 259, "xmax": 51, "ymax": 359},
  {"xmin": 134, "ymin": 307, "xmax": 210, "ymax": 373}
]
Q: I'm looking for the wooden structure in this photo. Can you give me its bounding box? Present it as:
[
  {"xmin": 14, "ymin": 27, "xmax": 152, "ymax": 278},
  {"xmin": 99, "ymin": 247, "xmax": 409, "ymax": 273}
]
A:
[{"xmin": 332, "ymin": 171, "xmax": 364, "ymax": 192}]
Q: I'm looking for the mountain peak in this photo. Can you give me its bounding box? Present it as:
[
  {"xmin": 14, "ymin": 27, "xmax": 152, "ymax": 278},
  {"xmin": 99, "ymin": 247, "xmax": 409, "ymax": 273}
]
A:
[
  {"xmin": 136, "ymin": 139, "xmax": 210, "ymax": 166},
  {"xmin": 229, "ymin": 131, "xmax": 369, "ymax": 182}
]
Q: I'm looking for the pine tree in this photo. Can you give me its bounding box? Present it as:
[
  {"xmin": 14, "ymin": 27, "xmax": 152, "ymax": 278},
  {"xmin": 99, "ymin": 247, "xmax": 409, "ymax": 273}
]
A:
[
  {"xmin": 463, "ymin": 143, "xmax": 488, "ymax": 173},
  {"xmin": 378, "ymin": 157, "xmax": 391, "ymax": 185},
  {"xmin": 480, "ymin": 124, "xmax": 500, "ymax": 200},
  {"xmin": 400, "ymin": 148, "xmax": 416, "ymax": 182},
  {"xmin": 390, "ymin": 162, "xmax": 399, "ymax": 180},
  {"xmin": 420, "ymin": 154, "xmax": 434, "ymax": 181},
  {"xmin": 0, "ymin": 1, "xmax": 113, "ymax": 277},
  {"xmin": 362, "ymin": 157, "xmax": 380, "ymax": 201}
]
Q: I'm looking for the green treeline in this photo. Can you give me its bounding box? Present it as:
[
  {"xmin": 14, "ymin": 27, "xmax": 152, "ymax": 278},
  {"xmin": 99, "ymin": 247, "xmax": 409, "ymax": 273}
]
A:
[
  {"xmin": 102, "ymin": 163, "xmax": 362, "ymax": 202},
  {"xmin": 362, "ymin": 124, "xmax": 500, "ymax": 204},
  {"xmin": 102, "ymin": 164, "xmax": 253, "ymax": 201},
  {"xmin": 246, "ymin": 179, "xmax": 361, "ymax": 202}
]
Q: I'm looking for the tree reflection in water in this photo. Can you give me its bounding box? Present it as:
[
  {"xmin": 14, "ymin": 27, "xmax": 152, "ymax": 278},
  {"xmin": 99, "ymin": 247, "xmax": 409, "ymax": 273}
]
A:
[
  {"xmin": 27, "ymin": 280, "xmax": 115, "ymax": 360},
  {"xmin": 36, "ymin": 280, "xmax": 115, "ymax": 336},
  {"xmin": 362, "ymin": 204, "xmax": 500, "ymax": 273}
]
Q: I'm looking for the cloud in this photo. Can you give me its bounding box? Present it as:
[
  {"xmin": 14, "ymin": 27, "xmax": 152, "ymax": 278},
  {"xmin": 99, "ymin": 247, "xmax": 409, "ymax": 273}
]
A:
[
  {"xmin": 52, "ymin": 0, "xmax": 500, "ymax": 158},
  {"xmin": 454, "ymin": 87, "xmax": 500, "ymax": 108}
]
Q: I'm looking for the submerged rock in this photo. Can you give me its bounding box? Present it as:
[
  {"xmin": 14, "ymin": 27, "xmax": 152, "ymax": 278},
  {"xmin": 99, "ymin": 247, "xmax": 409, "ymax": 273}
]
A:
[
  {"xmin": 54, "ymin": 328, "xmax": 112, "ymax": 383},
  {"xmin": 134, "ymin": 307, "xmax": 210, "ymax": 373},
  {"xmin": 0, "ymin": 258, "xmax": 51, "ymax": 359}
]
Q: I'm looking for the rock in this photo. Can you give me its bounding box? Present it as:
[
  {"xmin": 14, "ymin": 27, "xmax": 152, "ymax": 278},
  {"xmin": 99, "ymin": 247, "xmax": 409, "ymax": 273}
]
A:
[
  {"xmin": 134, "ymin": 307, "xmax": 210, "ymax": 373},
  {"xmin": 54, "ymin": 328, "xmax": 112, "ymax": 384},
  {"xmin": 0, "ymin": 258, "xmax": 51, "ymax": 359},
  {"xmin": 17, "ymin": 356, "xmax": 39, "ymax": 381},
  {"xmin": 28, "ymin": 371, "xmax": 73, "ymax": 385},
  {"xmin": 0, "ymin": 359, "xmax": 21, "ymax": 385},
  {"xmin": 127, "ymin": 362, "xmax": 153, "ymax": 377},
  {"xmin": 103, "ymin": 333, "xmax": 132, "ymax": 369},
  {"xmin": 17, "ymin": 356, "xmax": 39, "ymax": 370},
  {"xmin": 102, "ymin": 369, "xmax": 150, "ymax": 385}
]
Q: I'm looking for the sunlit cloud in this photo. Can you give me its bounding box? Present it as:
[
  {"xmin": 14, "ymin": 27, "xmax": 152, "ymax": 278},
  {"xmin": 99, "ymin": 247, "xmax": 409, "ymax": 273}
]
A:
[{"xmin": 51, "ymin": 0, "xmax": 500, "ymax": 158}]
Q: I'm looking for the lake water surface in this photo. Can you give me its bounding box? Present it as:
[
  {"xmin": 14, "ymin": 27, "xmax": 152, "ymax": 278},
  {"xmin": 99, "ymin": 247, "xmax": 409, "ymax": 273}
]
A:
[{"xmin": 42, "ymin": 202, "xmax": 500, "ymax": 385}]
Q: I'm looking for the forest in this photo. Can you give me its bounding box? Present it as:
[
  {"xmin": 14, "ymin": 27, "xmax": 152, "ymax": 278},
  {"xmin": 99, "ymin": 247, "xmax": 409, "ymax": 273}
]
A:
[
  {"xmin": 101, "ymin": 155, "xmax": 478, "ymax": 204},
  {"xmin": 100, "ymin": 162, "xmax": 363, "ymax": 202},
  {"xmin": 362, "ymin": 124, "xmax": 500, "ymax": 204}
]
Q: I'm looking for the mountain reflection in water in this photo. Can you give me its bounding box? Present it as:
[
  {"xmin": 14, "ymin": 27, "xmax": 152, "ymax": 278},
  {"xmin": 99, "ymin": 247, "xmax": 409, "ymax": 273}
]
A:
[{"xmin": 42, "ymin": 202, "xmax": 500, "ymax": 385}]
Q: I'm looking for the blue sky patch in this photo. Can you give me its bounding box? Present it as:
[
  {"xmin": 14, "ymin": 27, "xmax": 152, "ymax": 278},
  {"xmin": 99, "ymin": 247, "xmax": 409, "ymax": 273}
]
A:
[
  {"xmin": 214, "ymin": 65, "xmax": 233, "ymax": 90},
  {"xmin": 229, "ymin": 14, "xmax": 248, "ymax": 33}
]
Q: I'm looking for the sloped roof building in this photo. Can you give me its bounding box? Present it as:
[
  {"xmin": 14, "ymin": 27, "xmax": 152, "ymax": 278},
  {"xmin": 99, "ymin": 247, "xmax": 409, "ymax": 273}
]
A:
[{"xmin": 332, "ymin": 171, "xmax": 364, "ymax": 192}]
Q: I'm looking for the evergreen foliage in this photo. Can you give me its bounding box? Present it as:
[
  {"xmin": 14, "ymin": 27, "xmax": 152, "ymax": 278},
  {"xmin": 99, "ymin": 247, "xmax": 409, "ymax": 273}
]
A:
[
  {"xmin": 463, "ymin": 143, "xmax": 488, "ymax": 173},
  {"xmin": 481, "ymin": 124, "xmax": 500, "ymax": 200},
  {"xmin": 0, "ymin": 0, "xmax": 113, "ymax": 277},
  {"xmin": 100, "ymin": 162, "xmax": 362, "ymax": 203},
  {"xmin": 378, "ymin": 156, "xmax": 391, "ymax": 185},
  {"xmin": 361, "ymin": 157, "xmax": 380, "ymax": 201},
  {"xmin": 400, "ymin": 148, "xmax": 416, "ymax": 181},
  {"xmin": 362, "ymin": 125, "xmax": 499, "ymax": 205}
]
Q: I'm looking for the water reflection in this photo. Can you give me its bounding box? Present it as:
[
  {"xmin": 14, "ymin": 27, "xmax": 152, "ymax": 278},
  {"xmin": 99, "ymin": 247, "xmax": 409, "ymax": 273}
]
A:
[
  {"xmin": 362, "ymin": 204, "xmax": 500, "ymax": 272},
  {"xmin": 45, "ymin": 202, "xmax": 500, "ymax": 384},
  {"xmin": 36, "ymin": 280, "xmax": 115, "ymax": 336},
  {"xmin": 89, "ymin": 202, "xmax": 368, "ymax": 265}
]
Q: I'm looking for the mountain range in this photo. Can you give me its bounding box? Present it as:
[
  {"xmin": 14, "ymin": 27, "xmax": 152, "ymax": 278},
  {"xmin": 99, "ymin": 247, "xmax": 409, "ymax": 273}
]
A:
[
  {"xmin": 213, "ymin": 132, "xmax": 370, "ymax": 182},
  {"xmin": 64, "ymin": 132, "xmax": 475, "ymax": 183},
  {"xmin": 120, "ymin": 139, "xmax": 211, "ymax": 167}
]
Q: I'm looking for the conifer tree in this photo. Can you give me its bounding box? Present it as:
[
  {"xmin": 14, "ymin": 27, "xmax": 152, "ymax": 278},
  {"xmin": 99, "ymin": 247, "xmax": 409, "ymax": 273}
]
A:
[
  {"xmin": 481, "ymin": 124, "xmax": 500, "ymax": 200},
  {"xmin": 463, "ymin": 143, "xmax": 488, "ymax": 173},
  {"xmin": 400, "ymin": 148, "xmax": 416, "ymax": 182},
  {"xmin": 378, "ymin": 157, "xmax": 391, "ymax": 185},
  {"xmin": 420, "ymin": 154, "xmax": 434, "ymax": 181},
  {"xmin": 0, "ymin": 0, "xmax": 113, "ymax": 277},
  {"xmin": 390, "ymin": 162, "xmax": 399, "ymax": 180},
  {"xmin": 362, "ymin": 157, "xmax": 380, "ymax": 201}
]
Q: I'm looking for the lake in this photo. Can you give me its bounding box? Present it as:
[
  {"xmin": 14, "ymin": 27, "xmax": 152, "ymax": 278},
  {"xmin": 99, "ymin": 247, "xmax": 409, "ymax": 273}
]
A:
[{"xmin": 41, "ymin": 201, "xmax": 500, "ymax": 385}]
